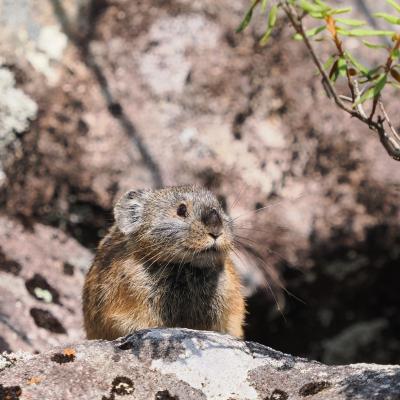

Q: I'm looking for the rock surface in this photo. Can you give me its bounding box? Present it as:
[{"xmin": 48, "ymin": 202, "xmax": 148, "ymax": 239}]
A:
[
  {"xmin": 1, "ymin": 328, "xmax": 400, "ymax": 400},
  {"xmin": 0, "ymin": 0, "xmax": 399, "ymax": 366},
  {"xmin": 0, "ymin": 216, "xmax": 92, "ymax": 353}
]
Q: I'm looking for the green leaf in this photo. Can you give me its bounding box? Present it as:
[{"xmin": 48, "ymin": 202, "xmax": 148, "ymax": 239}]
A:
[
  {"xmin": 294, "ymin": 25, "xmax": 326, "ymax": 40},
  {"xmin": 330, "ymin": 7, "xmax": 352, "ymax": 15},
  {"xmin": 357, "ymin": 74, "xmax": 387, "ymax": 104},
  {"xmin": 388, "ymin": 81, "xmax": 400, "ymax": 89},
  {"xmin": 373, "ymin": 12, "xmax": 400, "ymax": 25},
  {"xmin": 259, "ymin": 4, "xmax": 278, "ymax": 46},
  {"xmin": 391, "ymin": 67, "xmax": 400, "ymax": 82},
  {"xmin": 268, "ymin": 5, "xmax": 278, "ymax": 28},
  {"xmin": 329, "ymin": 59, "xmax": 339, "ymax": 81},
  {"xmin": 345, "ymin": 51, "xmax": 368, "ymax": 75},
  {"xmin": 314, "ymin": 0, "xmax": 330, "ymax": 11},
  {"xmin": 387, "ymin": 0, "xmax": 400, "ymax": 13},
  {"xmin": 308, "ymin": 11, "xmax": 326, "ymax": 19},
  {"xmin": 359, "ymin": 66, "xmax": 384, "ymax": 82},
  {"xmin": 322, "ymin": 55, "xmax": 336, "ymax": 71},
  {"xmin": 357, "ymin": 86, "xmax": 375, "ymax": 104},
  {"xmin": 335, "ymin": 17, "xmax": 366, "ymax": 26},
  {"xmin": 299, "ymin": 0, "xmax": 325, "ymax": 13},
  {"xmin": 392, "ymin": 48, "xmax": 400, "ymax": 59},
  {"xmin": 370, "ymin": 70, "xmax": 386, "ymax": 80},
  {"xmin": 373, "ymin": 73, "xmax": 388, "ymax": 95},
  {"xmin": 236, "ymin": 0, "xmax": 259, "ymax": 33},
  {"xmin": 362, "ymin": 40, "xmax": 389, "ymax": 49},
  {"xmin": 337, "ymin": 57, "xmax": 347, "ymax": 77},
  {"xmin": 329, "ymin": 57, "xmax": 347, "ymax": 81},
  {"xmin": 259, "ymin": 27, "xmax": 273, "ymax": 45},
  {"xmin": 336, "ymin": 27, "xmax": 351, "ymax": 36},
  {"xmin": 342, "ymin": 29, "xmax": 396, "ymax": 37},
  {"xmin": 261, "ymin": 0, "xmax": 268, "ymax": 13}
]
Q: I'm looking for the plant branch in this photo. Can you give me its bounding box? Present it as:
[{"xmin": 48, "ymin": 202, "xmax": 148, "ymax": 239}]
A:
[
  {"xmin": 280, "ymin": 0, "xmax": 400, "ymax": 161},
  {"xmin": 379, "ymin": 101, "xmax": 400, "ymax": 143},
  {"xmin": 352, "ymin": 80, "xmax": 365, "ymax": 116}
]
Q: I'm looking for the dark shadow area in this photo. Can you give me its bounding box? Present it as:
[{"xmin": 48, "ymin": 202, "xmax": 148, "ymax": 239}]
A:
[
  {"xmin": 29, "ymin": 308, "xmax": 67, "ymax": 334},
  {"xmin": 245, "ymin": 221, "xmax": 400, "ymax": 365},
  {"xmin": 0, "ymin": 335, "xmax": 11, "ymax": 353},
  {"xmin": 0, "ymin": 87, "xmax": 112, "ymax": 249},
  {"xmin": 0, "ymin": 247, "xmax": 22, "ymax": 276},
  {"xmin": 25, "ymin": 274, "xmax": 61, "ymax": 305}
]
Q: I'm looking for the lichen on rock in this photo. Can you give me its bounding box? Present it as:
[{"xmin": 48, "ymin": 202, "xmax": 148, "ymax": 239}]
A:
[
  {"xmin": 0, "ymin": 66, "xmax": 37, "ymax": 186},
  {"xmin": 0, "ymin": 67, "xmax": 37, "ymax": 144},
  {"xmin": 1, "ymin": 329, "xmax": 400, "ymax": 400}
]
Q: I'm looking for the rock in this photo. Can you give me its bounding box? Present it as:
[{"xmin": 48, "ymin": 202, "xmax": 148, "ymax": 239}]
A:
[
  {"xmin": 0, "ymin": 67, "xmax": 37, "ymax": 144},
  {"xmin": 0, "ymin": 66, "xmax": 37, "ymax": 188},
  {"xmin": 0, "ymin": 216, "xmax": 92, "ymax": 353},
  {"xmin": 0, "ymin": 328, "xmax": 400, "ymax": 400},
  {"xmin": 0, "ymin": 0, "xmax": 400, "ymax": 366}
]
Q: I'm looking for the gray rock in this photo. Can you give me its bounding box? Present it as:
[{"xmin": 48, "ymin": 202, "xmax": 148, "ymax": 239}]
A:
[{"xmin": 0, "ymin": 328, "xmax": 399, "ymax": 400}]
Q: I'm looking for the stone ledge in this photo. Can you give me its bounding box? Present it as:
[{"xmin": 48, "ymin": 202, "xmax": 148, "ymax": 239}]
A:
[{"xmin": 1, "ymin": 328, "xmax": 400, "ymax": 399}]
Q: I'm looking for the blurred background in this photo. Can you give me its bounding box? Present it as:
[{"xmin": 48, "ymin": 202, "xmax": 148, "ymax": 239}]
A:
[{"xmin": 0, "ymin": 0, "xmax": 399, "ymax": 365}]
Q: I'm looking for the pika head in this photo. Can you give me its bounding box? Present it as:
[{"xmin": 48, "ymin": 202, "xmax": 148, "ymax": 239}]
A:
[{"xmin": 114, "ymin": 186, "xmax": 234, "ymax": 266}]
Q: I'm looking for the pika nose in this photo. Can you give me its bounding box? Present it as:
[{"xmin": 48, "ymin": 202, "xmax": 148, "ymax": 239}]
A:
[{"xmin": 202, "ymin": 208, "xmax": 223, "ymax": 238}]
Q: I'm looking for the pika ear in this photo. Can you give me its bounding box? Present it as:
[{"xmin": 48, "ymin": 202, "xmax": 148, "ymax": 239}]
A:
[{"xmin": 114, "ymin": 190, "xmax": 148, "ymax": 235}]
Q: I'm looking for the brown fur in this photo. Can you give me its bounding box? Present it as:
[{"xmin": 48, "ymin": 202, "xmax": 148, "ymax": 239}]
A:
[{"xmin": 82, "ymin": 186, "xmax": 245, "ymax": 340}]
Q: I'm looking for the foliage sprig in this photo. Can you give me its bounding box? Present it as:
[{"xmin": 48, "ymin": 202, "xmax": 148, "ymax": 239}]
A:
[{"xmin": 237, "ymin": 0, "xmax": 400, "ymax": 161}]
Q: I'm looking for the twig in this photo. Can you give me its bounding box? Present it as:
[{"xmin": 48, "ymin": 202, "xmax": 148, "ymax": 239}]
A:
[
  {"xmin": 281, "ymin": 2, "xmax": 356, "ymax": 114},
  {"xmin": 379, "ymin": 101, "xmax": 400, "ymax": 143},
  {"xmin": 325, "ymin": 15, "xmax": 355, "ymax": 102},
  {"xmin": 353, "ymin": 80, "xmax": 367, "ymax": 119},
  {"xmin": 339, "ymin": 95, "xmax": 353, "ymax": 102}
]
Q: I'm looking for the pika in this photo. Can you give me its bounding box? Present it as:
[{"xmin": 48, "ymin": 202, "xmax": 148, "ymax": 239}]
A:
[{"xmin": 82, "ymin": 185, "xmax": 245, "ymax": 340}]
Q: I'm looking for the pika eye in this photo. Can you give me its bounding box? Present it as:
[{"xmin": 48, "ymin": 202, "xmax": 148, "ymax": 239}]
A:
[{"xmin": 177, "ymin": 203, "xmax": 187, "ymax": 217}]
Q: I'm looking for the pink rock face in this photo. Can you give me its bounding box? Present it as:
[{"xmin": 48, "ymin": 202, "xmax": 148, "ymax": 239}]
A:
[{"xmin": 0, "ymin": 216, "xmax": 92, "ymax": 353}]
